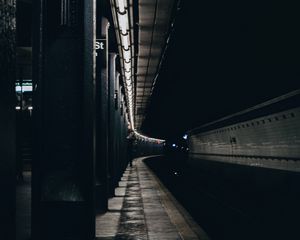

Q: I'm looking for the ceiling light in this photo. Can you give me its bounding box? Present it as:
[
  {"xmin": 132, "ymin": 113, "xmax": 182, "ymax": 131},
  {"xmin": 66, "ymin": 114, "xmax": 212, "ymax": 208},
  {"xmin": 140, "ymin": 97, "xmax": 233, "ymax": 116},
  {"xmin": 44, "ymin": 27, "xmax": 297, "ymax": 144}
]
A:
[
  {"xmin": 125, "ymin": 71, "xmax": 131, "ymax": 79},
  {"xmin": 117, "ymin": 13, "xmax": 129, "ymax": 35},
  {"xmin": 124, "ymin": 62, "xmax": 131, "ymax": 72},
  {"xmin": 116, "ymin": 0, "xmax": 127, "ymax": 13},
  {"xmin": 120, "ymin": 34, "xmax": 130, "ymax": 50},
  {"xmin": 123, "ymin": 49, "xmax": 131, "ymax": 62}
]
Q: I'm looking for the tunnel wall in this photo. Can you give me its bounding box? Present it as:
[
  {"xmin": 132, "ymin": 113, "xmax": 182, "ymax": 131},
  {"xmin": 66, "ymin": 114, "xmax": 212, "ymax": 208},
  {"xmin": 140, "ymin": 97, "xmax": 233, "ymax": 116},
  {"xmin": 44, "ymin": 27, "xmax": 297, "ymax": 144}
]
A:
[{"xmin": 188, "ymin": 91, "xmax": 300, "ymax": 171}]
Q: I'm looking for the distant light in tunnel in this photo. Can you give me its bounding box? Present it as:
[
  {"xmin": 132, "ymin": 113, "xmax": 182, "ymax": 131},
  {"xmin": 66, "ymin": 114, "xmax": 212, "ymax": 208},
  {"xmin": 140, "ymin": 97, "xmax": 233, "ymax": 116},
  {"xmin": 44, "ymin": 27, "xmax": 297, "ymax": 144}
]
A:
[
  {"xmin": 16, "ymin": 85, "xmax": 32, "ymax": 92},
  {"xmin": 183, "ymin": 134, "xmax": 188, "ymax": 140},
  {"xmin": 172, "ymin": 144, "xmax": 176, "ymax": 147}
]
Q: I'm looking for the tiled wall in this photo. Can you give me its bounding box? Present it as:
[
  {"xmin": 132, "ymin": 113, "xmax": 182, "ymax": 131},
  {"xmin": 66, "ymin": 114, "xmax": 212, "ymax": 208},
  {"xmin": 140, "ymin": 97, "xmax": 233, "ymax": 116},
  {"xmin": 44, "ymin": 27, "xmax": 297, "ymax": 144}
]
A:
[{"xmin": 189, "ymin": 107, "xmax": 300, "ymax": 171}]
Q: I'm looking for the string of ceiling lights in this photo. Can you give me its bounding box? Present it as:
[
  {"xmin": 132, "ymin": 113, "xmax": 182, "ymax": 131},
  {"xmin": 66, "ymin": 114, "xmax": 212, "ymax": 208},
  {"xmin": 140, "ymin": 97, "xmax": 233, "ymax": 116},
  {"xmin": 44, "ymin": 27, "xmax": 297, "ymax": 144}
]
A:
[
  {"xmin": 110, "ymin": 0, "xmax": 135, "ymax": 130},
  {"xmin": 110, "ymin": 0, "xmax": 165, "ymax": 143}
]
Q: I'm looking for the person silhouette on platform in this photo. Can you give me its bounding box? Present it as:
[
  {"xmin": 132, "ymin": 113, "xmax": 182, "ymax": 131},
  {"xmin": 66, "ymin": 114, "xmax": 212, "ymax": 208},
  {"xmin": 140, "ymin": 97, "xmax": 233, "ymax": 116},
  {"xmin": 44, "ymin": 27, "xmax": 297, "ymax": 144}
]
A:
[{"xmin": 127, "ymin": 132, "xmax": 135, "ymax": 167}]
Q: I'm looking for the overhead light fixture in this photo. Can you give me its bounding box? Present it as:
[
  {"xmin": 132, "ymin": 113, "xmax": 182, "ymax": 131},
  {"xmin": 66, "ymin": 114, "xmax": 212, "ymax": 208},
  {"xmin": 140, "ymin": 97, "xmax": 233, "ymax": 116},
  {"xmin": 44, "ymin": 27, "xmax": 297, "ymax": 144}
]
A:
[
  {"xmin": 124, "ymin": 62, "xmax": 131, "ymax": 72},
  {"xmin": 123, "ymin": 50, "xmax": 131, "ymax": 62},
  {"xmin": 125, "ymin": 71, "xmax": 131, "ymax": 79},
  {"xmin": 121, "ymin": 35, "xmax": 130, "ymax": 50},
  {"xmin": 116, "ymin": 0, "xmax": 127, "ymax": 13},
  {"xmin": 117, "ymin": 13, "xmax": 129, "ymax": 35},
  {"xmin": 111, "ymin": 1, "xmax": 166, "ymax": 143},
  {"xmin": 111, "ymin": 0, "xmax": 135, "ymax": 129}
]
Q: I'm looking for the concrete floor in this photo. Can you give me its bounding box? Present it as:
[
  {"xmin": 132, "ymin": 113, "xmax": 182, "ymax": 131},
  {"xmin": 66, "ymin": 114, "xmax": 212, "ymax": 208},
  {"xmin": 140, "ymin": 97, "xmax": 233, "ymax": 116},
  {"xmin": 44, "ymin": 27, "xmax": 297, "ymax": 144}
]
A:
[
  {"xmin": 96, "ymin": 157, "xmax": 208, "ymax": 240},
  {"xmin": 16, "ymin": 172, "xmax": 31, "ymax": 240},
  {"xmin": 16, "ymin": 157, "xmax": 208, "ymax": 240}
]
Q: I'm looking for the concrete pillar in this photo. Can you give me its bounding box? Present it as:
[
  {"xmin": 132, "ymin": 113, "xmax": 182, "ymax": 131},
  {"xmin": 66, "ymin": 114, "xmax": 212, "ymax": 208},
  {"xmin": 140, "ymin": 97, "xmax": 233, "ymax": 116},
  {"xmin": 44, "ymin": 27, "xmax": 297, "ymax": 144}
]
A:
[
  {"xmin": 0, "ymin": 1, "xmax": 16, "ymax": 239},
  {"xmin": 108, "ymin": 53, "xmax": 117, "ymax": 196},
  {"xmin": 95, "ymin": 16, "xmax": 109, "ymax": 212},
  {"xmin": 121, "ymin": 98, "xmax": 127, "ymax": 169},
  {"xmin": 32, "ymin": 1, "xmax": 96, "ymax": 239},
  {"xmin": 115, "ymin": 74, "xmax": 122, "ymax": 181}
]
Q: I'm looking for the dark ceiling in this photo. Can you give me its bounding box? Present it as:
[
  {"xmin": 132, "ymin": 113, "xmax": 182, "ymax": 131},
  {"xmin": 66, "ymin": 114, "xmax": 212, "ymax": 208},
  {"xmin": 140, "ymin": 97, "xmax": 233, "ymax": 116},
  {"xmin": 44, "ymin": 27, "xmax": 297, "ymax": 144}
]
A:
[{"xmin": 141, "ymin": 0, "xmax": 300, "ymax": 140}]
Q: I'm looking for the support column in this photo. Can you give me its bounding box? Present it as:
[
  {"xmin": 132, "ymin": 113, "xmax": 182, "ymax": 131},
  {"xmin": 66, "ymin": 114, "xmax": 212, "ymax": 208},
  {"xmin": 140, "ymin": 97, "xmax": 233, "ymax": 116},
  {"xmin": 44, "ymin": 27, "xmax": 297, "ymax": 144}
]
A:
[
  {"xmin": 114, "ymin": 73, "xmax": 121, "ymax": 181},
  {"xmin": 0, "ymin": 1, "xmax": 16, "ymax": 239},
  {"xmin": 108, "ymin": 53, "xmax": 117, "ymax": 196},
  {"xmin": 32, "ymin": 1, "xmax": 96, "ymax": 239},
  {"xmin": 119, "ymin": 90, "xmax": 126, "ymax": 172},
  {"xmin": 94, "ymin": 16, "xmax": 109, "ymax": 212}
]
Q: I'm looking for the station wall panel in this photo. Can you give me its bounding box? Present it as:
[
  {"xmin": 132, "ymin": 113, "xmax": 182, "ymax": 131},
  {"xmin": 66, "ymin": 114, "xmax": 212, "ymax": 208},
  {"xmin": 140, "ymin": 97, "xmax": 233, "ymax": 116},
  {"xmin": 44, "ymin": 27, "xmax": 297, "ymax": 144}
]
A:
[{"xmin": 188, "ymin": 107, "xmax": 300, "ymax": 171}]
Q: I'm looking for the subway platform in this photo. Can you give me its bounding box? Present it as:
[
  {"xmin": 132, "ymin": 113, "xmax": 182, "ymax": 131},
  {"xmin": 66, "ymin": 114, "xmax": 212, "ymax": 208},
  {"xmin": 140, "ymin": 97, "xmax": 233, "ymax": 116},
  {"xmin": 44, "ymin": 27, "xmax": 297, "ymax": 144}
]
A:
[{"xmin": 96, "ymin": 157, "xmax": 209, "ymax": 240}]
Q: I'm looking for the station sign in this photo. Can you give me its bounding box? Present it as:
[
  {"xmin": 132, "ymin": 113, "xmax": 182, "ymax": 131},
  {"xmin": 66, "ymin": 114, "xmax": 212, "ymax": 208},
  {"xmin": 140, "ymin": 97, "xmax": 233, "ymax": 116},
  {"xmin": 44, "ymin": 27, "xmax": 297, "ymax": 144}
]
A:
[
  {"xmin": 95, "ymin": 38, "xmax": 108, "ymax": 71},
  {"xmin": 95, "ymin": 39, "xmax": 106, "ymax": 57}
]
